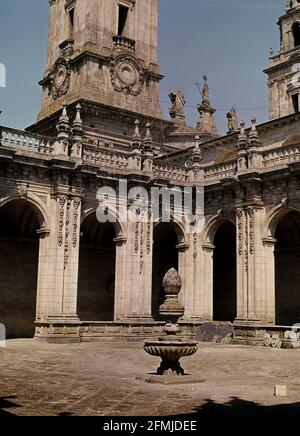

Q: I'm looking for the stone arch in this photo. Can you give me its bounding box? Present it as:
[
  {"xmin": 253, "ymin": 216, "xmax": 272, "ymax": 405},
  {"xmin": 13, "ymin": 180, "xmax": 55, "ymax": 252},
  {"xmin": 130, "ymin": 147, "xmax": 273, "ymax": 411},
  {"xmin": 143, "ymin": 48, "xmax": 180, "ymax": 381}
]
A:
[
  {"xmin": 0, "ymin": 193, "xmax": 48, "ymax": 230},
  {"xmin": 264, "ymin": 204, "xmax": 300, "ymax": 240},
  {"xmin": 267, "ymin": 206, "xmax": 300, "ymax": 325},
  {"xmin": 77, "ymin": 208, "xmax": 125, "ymax": 322},
  {"xmin": 0, "ymin": 198, "xmax": 42, "ymax": 338},
  {"xmin": 206, "ymin": 217, "xmax": 237, "ymax": 322},
  {"xmin": 203, "ymin": 213, "xmax": 235, "ymax": 246},
  {"xmin": 153, "ymin": 218, "xmax": 186, "ymax": 245},
  {"xmin": 81, "ymin": 206, "xmax": 124, "ymax": 240},
  {"xmin": 152, "ymin": 220, "xmax": 186, "ymax": 320}
]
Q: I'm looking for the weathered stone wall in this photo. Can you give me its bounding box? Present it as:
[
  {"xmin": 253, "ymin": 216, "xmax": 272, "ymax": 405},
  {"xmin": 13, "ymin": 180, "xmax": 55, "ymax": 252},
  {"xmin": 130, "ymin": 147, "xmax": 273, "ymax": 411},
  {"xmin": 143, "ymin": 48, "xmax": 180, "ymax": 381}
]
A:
[{"xmin": 38, "ymin": 0, "xmax": 162, "ymax": 121}]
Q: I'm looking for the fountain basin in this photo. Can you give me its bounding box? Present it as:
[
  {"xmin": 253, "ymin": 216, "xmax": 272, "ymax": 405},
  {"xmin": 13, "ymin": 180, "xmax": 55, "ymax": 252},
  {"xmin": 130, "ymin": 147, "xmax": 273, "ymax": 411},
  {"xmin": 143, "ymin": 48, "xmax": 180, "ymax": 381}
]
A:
[{"xmin": 144, "ymin": 340, "xmax": 198, "ymax": 375}]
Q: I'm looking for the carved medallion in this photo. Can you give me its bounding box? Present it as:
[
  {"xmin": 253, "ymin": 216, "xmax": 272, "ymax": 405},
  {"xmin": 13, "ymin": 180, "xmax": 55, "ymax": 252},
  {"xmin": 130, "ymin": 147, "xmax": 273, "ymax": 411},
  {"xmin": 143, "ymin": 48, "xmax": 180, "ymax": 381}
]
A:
[
  {"xmin": 110, "ymin": 55, "xmax": 144, "ymax": 96},
  {"xmin": 50, "ymin": 59, "xmax": 71, "ymax": 100}
]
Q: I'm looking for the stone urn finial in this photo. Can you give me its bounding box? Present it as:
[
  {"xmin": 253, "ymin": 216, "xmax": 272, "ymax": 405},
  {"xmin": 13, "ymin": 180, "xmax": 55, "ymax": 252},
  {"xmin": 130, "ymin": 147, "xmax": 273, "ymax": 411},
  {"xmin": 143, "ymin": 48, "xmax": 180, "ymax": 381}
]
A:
[
  {"xmin": 162, "ymin": 268, "xmax": 182, "ymax": 295},
  {"xmin": 159, "ymin": 268, "xmax": 184, "ymax": 333},
  {"xmin": 144, "ymin": 267, "xmax": 198, "ymax": 376}
]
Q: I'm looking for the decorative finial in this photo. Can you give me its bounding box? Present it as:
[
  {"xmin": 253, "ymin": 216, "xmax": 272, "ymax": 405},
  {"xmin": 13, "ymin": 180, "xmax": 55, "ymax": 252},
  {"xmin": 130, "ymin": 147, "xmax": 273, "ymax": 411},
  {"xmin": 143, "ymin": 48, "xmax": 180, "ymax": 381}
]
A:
[
  {"xmin": 249, "ymin": 116, "xmax": 259, "ymax": 146},
  {"xmin": 145, "ymin": 122, "xmax": 152, "ymax": 141},
  {"xmin": 238, "ymin": 120, "xmax": 248, "ymax": 150},
  {"xmin": 192, "ymin": 134, "xmax": 202, "ymax": 161},
  {"xmin": 73, "ymin": 103, "xmax": 83, "ymax": 128},
  {"xmin": 162, "ymin": 268, "xmax": 182, "ymax": 294},
  {"xmin": 60, "ymin": 105, "xmax": 69, "ymax": 123},
  {"xmin": 133, "ymin": 119, "xmax": 141, "ymax": 139},
  {"xmin": 131, "ymin": 119, "xmax": 142, "ymax": 151},
  {"xmin": 57, "ymin": 105, "xmax": 70, "ymax": 136},
  {"xmin": 143, "ymin": 122, "xmax": 153, "ymax": 152}
]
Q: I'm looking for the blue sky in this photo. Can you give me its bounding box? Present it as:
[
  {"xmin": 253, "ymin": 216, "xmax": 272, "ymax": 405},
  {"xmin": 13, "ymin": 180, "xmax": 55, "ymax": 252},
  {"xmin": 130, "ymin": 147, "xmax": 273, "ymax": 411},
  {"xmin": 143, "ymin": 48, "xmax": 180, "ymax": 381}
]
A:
[{"xmin": 0, "ymin": 0, "xmax": 283, "ymax": 134}]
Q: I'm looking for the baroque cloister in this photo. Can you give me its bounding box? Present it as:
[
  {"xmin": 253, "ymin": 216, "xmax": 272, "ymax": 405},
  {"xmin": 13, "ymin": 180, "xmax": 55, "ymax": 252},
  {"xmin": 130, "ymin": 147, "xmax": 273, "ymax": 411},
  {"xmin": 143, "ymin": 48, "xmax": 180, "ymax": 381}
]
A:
[
  {"xmin": 1, "ymin": 110, "xmax": 300, "ymax": 345},
  {"xmin": 2, "ymin": 0, "xmax": 300, "ymax": 347}
]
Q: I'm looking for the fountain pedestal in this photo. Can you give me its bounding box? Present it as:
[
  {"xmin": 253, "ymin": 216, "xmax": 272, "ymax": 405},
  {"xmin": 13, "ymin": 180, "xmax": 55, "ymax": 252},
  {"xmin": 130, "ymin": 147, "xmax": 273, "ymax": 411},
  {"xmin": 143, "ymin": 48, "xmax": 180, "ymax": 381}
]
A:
[{"xmin": 144, "ymin": 269, "xmax": 198, "ymax": 377}]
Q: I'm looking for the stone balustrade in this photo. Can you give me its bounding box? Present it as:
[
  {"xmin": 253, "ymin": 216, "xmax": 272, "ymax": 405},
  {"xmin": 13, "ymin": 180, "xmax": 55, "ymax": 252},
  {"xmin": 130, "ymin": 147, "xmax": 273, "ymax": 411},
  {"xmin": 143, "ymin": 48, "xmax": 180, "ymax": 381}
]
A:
[
  {"xmin": 152, "ymin": 163, "xmax": 188, "ymax": 183},
  {"xmin": 263, "ymin": 144, "xmax": 300, "ymax": 168},
  {"xmin": 112, "ymin": 35, "xmax": 136, "ymax": 52},
  {"xmin": 82, "ymin": 145, "xmax": 129, "ymax": 170},
  {"xmin": 204, "ymin": 160, "xmax": 237, "ymax": 181},
  {"xmin": 3, "ymin": 124, "xmax": 300, "ymax": 181},
  {"xmin": 0, "ymin": 126, "xmax": 54, "ymax": 154}
]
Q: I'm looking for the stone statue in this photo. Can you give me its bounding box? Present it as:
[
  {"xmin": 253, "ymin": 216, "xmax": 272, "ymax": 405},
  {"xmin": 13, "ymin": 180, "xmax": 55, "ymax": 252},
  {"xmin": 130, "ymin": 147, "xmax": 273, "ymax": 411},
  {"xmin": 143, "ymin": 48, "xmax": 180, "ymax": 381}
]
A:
[
  {"xmin": 202, "ymin": 75, "xmax": 210, "ymax": 104},
  {"xmin": 227, "ymin": 107, "xmax": 238, "ymax": 133},
  {"xmin": 169, "ymin": 89, "xmax": 186, "ymax": 126},
  {"xmin": 169, "ymin": 89, "xmax": 185, "ymax": 117}
]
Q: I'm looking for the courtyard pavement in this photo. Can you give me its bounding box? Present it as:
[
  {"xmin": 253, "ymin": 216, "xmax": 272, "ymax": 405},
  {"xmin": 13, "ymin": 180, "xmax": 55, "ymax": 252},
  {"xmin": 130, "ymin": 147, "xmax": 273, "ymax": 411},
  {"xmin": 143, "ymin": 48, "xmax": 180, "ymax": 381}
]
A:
[{"xmin": 1, "ymin": 339, "xmax": 300, "ymax": 416}]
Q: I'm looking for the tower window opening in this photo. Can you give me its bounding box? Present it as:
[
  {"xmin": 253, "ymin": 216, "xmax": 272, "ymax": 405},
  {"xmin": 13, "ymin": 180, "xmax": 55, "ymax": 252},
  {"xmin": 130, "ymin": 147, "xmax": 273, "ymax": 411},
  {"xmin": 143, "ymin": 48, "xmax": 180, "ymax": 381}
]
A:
[
  {"xmin": 292, "ymin": 22, "xmax": 300, "ymax": 48},
  {"xmin": 69, "ymin": 8, "xmax": 75, "ymax": 39},
  {"xmin": 118, "ymin": 5, "xmax": 129, "ymax": 36},
  {"xmin": 292, "ymin": 93, "xmax": 299, "ymax": 113}
]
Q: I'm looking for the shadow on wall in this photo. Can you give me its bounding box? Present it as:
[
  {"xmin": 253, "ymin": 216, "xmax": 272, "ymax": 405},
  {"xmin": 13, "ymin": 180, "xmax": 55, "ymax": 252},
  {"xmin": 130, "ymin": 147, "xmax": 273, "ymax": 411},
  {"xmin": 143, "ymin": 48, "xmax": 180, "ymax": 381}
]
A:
[{"xmin": 173, "ymin": 397, "xmax": 300, "ymax": 417}]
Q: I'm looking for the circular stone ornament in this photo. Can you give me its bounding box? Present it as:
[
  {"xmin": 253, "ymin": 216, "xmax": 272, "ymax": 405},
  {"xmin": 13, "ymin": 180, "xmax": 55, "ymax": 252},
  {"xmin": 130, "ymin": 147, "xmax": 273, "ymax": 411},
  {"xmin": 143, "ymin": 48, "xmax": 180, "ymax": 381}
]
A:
[
  {"xmin": 54, "ymin": 65, "xmax": 68, "ymax": 88},
  {"xmin": 50, "ymin": 59, "xmax": 71, "ymax": 100},
  {"xmin": 110, "ymin": 54, "xmax": 144, "ymax": 96}
]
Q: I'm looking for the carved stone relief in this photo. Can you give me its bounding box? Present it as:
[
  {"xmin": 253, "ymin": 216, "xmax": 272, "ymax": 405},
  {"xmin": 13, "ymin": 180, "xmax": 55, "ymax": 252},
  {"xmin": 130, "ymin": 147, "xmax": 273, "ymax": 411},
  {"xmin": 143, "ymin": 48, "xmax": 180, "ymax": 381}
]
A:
[{"xmin": 110, "ymin": 54, "xmax": 144, "ymax": 96}]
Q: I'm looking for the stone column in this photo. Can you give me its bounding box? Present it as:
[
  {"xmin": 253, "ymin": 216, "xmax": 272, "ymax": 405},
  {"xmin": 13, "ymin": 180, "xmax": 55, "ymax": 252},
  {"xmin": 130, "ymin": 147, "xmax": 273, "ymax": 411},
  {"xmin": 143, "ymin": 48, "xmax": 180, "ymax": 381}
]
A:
[
  {"xmin": 235, "ymin": 205, "xmax": 265, "ymax": 323},
  {"xmin": 35, "ymin": 193, "xmax": 82, "ymax": 342},
  {"xmin": 200, "ymin": 243, "xmax": 215, "ymax": 321},
  {"xmin": 113, "ymin": 235, "xmax": 128, "ymax": 321},
  {"xmin": 261, "ymin": 237, "xmax": 276, "ymax": 324},
  {"xmin": 115, "ymin": 211, "xmax": 153, "ymax": 321},
  {"xmin": 235, "ymin": 207, "xmax": 247, "ymax": 321},
  {"xmin": 177, "ymin": 240, "xmax": 192, "ymax": 319}
]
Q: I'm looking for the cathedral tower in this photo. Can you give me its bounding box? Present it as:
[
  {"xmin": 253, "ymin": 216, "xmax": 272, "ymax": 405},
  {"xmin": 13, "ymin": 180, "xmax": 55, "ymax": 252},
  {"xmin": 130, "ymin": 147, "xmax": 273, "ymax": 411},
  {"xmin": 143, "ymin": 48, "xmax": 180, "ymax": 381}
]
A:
[
  {"xmin": 265, "ymin": 0, "xmax": 300, "ymax": 119},
  {"xmin": 36, "ymin": 0, "xmax": 163, "ymax": 125}
]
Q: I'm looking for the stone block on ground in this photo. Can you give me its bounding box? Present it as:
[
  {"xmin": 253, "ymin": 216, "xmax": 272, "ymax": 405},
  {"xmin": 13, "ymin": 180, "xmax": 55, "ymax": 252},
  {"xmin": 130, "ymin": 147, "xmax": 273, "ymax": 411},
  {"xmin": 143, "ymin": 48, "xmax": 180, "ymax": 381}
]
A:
[{"xmin": 196, "ymin": 323, "xmax": 234, "ymax": 344}]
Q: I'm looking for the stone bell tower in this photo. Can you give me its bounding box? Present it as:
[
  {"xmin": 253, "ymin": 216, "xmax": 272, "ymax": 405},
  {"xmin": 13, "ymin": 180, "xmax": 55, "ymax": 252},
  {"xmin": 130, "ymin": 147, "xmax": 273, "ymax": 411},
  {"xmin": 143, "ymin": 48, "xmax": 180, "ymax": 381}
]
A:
[
  {"xmin": 265, "ymin": 0, "xmax": 300, "ymax": 120},
  {"xmin": 36, "ymin": 0, "xmax": 163, "ymax": 126}
]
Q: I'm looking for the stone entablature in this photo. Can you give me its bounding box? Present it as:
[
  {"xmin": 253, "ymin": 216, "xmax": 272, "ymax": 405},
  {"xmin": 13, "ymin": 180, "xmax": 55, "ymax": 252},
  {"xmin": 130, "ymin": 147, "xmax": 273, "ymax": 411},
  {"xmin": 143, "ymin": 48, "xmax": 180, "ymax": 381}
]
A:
[{"xmin": 4, "ymin": 112, "xmax": 300, "ymax": 185}]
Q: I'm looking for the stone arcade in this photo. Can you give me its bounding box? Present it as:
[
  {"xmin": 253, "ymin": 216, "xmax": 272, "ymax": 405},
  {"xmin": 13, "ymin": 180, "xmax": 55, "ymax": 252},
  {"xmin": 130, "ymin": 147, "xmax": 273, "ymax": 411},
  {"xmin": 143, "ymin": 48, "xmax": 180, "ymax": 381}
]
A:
[{"xmin": 1, "ymin": 0, "xmax": 300, "ymax": 346}]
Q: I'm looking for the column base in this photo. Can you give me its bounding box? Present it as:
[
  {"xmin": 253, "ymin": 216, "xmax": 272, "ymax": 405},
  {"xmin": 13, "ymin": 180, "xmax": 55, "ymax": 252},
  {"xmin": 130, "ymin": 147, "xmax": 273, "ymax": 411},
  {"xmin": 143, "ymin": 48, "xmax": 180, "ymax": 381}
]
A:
[
  {"xmin": 234, "ymin": 318, "xmax": 263, "ymax": 326},
  {"xmin": 35, "ymin": 316, "xmax": 81, "ymax": 344},
  {"xmin": 115, "ymin": 316, "xmax": 155, "ymax": 323}
]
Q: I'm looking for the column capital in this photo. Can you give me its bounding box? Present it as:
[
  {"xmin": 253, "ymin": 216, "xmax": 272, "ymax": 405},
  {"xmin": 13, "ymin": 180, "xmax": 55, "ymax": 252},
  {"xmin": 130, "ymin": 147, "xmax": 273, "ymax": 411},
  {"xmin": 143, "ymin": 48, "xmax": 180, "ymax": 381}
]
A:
[
  {"xmin": 113, "ymin": 236, "xmax": 127, "ymax": 246},
  {"xmin": 176, "ymin": 243, "xmax": 190, "ymax": 252},
  {"xmin": 201, "ymin": 243, "xmax": 215, "ymax": 253},
  {"xmin": 36, "ymin": 227, "xmax": 51, "ymax": 239},
  {"xmin": 262, "ymin": 236, "xmax": 277, "ymax": 247}
]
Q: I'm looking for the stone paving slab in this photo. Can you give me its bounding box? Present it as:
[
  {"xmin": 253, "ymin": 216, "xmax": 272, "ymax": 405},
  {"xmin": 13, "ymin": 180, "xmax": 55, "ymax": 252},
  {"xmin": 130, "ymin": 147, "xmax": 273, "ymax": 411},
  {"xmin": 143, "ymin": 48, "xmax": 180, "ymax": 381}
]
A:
[{"xmin": 1, "ymin": 340, "xmax": 300, "ymax": 416}]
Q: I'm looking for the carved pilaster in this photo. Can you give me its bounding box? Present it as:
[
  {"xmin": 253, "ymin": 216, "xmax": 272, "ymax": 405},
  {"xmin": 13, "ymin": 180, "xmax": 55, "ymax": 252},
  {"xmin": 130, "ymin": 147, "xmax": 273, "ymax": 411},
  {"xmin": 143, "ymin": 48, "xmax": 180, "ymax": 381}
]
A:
[
  {"xmin": 57, "ymin": 195, "xmax": 67, "ymax": 247},
  {"xmin": 235, "ymin": 205, "xmax": 262, "ymax": 322}
]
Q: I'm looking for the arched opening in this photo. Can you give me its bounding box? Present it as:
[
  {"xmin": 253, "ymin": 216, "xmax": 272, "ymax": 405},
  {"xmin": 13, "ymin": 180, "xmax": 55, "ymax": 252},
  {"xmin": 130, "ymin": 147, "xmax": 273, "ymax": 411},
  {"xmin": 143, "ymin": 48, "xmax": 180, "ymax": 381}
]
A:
[
  {"xmin": 213, "ymin": 221, "xmax": 237, "ymax": 322},
  {"xmin": 293, "ymin": 22, "xmax": 300, "ymax": 48},
  {"xmin": 152, "ymin": 222, "xmax": 180, "ymax": 320},
  {"xmin": 77, "ymin": 212, "xmax": 117, "ymax": 321},
  {"xmin": 275, "ymin": 211, "xmax": 300, "ymax": 325},
  {"xmin": 0, "ymin": 200, "xmax": 40, "ymax": 338}
]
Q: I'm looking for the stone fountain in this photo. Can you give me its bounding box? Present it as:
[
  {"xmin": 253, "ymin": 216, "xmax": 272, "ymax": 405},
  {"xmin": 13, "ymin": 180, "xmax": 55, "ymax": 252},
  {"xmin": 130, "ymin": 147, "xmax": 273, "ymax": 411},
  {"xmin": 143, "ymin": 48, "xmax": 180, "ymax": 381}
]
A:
[{"xmin": 144, "ymin": 268, "xmax": 198, "ymax": 376}]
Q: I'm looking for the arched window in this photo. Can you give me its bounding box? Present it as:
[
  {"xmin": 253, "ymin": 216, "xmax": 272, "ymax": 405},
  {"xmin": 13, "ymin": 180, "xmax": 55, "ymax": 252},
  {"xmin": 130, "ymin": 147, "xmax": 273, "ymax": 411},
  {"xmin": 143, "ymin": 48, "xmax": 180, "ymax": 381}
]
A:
[{"xmin": 292, "ymin": 22, "xmax": 300, "ymax": 48}]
